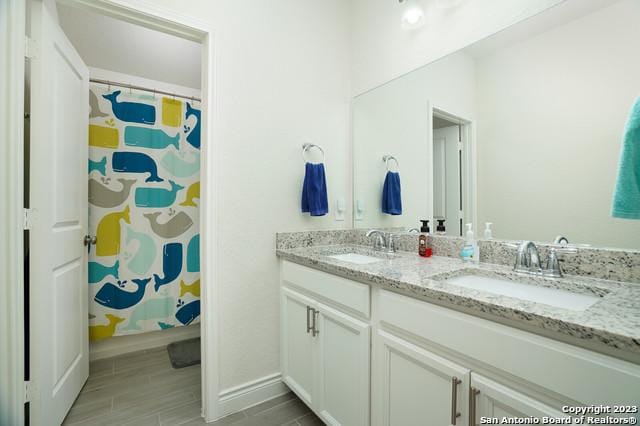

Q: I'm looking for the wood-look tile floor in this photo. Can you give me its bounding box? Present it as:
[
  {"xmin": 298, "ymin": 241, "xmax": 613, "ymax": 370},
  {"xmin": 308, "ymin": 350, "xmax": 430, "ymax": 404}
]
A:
[{"xmin": 63, "ymin": 346, "xmax": 323, "ymax": 426}]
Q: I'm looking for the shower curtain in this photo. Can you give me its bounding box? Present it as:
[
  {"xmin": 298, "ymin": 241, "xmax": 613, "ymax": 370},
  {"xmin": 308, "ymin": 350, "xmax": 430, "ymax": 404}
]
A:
[{"xmin": 88, "ymin": 83, "xmax": 201, "ymax": 340}]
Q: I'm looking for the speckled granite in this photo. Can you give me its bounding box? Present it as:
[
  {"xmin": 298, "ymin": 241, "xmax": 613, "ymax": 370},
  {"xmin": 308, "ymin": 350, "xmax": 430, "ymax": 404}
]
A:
[
  {"xmin": 276, "ymin": 239, "xmax": 640, "ymax": 363},
  {"xmin": 276, "ymin": 229, "xmax": 640, "ymax": 284},
  {"xmin": 479, "ymin": 239, "xmax": 640, "ymax": 284}
]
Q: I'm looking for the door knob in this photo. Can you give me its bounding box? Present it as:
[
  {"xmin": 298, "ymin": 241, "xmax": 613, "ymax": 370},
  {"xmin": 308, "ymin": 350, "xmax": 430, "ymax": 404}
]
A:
[{"xmin": 84, "ymin": 235, "xmax": 97, "ymax": 253}]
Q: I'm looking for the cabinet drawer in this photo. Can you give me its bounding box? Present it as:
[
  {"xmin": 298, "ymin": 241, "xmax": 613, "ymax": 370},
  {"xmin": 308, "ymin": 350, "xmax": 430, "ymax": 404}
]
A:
[
  {"xmin": 281, "ymin": 261, "xmax": 370, "ymax": 318},
  {"xmin": 379, "ymin": 289, "xmax": 640, "ymax": 406}
]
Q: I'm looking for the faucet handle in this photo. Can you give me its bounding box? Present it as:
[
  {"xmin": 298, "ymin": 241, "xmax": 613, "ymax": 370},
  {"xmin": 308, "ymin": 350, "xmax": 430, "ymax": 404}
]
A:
[
  {"xmin": 366, "ymin": 229, "xmax": 386, "ymax": 251},
  {"xmin": 385, "ymin": 232, "xmax": 396, "ymax": 253},
  {"xmin": 543, "ymin": 248, "xmax": 562, "ymax": 278},
  {"xmin": 542, "ymin": 246, "xmax": 577, "ymax": 278}
]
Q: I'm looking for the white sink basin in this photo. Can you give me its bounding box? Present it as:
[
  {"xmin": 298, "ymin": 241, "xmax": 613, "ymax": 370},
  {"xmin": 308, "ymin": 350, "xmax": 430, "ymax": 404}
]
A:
[
  {"xmin": 328, "ymin": 253, "xmax": 383, "ymax": 265},
  {"xmin": 445, "ymin": 274, "xmax": 600, "ymax": 311}
]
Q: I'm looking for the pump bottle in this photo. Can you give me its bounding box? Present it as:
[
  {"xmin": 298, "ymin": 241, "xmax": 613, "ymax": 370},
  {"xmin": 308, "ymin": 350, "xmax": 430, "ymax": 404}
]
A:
[{"xmin": 419, "ymin": 220, "xmax": 432, "ymax": 258}]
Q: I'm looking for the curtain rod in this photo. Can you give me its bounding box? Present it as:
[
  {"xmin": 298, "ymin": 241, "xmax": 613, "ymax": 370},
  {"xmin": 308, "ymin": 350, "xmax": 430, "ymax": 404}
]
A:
[{"xmin": 90, "ymin": 78, "xmax": 202, "ymax": 103}]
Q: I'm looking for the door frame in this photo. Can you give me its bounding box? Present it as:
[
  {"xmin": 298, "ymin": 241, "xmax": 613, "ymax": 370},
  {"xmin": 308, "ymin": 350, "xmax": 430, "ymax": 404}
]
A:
[
  {"xmin": 0, "ymin": 0, "xmax": 27, "ymax": 425},
  {"xmin": 0, "ymin": 0, "xmax": 221, "ymax": 423},
  {"xmin": 427, "ymin": 104, "xmax": 476, "ymax": 236}
]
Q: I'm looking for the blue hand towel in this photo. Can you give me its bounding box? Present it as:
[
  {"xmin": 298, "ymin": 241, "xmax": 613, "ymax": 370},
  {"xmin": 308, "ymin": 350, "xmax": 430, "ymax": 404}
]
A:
[
  {"xmin": 382, "ymin": 171, "xmax": 402, "ymax": 215},
  {"xmin": 301, "ymin": 162, "xmax": 329, "ymax": 216},
  {"xmin": 612, "ymin": 96, "xmax": 640, "ymax": 219}
]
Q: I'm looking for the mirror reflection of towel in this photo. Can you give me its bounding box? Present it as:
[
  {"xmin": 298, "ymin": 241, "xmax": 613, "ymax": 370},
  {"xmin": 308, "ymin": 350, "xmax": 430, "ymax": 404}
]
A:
[
  {"xmin": 382, "ymin": 171, "xmax": 402, "ymax": 215},
  {"xmin": 301, "ymin": 162, "xmax": 329, "ymax": 216},
  {"xmin": 612, "ymin": 96, "xmax": 640, "ymax": 219}
]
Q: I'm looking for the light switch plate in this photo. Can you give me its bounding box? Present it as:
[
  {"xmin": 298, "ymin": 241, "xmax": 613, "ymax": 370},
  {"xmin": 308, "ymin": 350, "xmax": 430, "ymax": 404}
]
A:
[
  {"xmin": 355, "ymin": 199, "xmax": 364, "ymax": 221},
  {"xmin": 335, "ymin": 197, "xmax": 346, "ymax": 221}
]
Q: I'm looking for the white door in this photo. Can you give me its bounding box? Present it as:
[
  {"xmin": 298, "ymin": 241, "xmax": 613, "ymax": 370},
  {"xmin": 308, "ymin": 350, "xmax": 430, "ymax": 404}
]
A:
[
  {"xmin": 281, "ymin": 288, "xmax": 317, "ymax": 407},
  {"xmin": 373, "ymin": 329, "xmax": 470, "ymax": 426},
  {"xmin": 433, "ymin": 125, "xmax": 461, "ymax": 236},
  {"xmin": 29, "ymin": 1, "xmax": 90, "ymax": 424},
  {"xmin": 470, "ymin": 374, "xmax": 571, "ymax": 426},
  {"xmin": 315, "ymin": 303, "xmax": 369, "ymax": 426},
  {"xmin": 433, "ymin": 136, "xmax": 447, "ymax": 219}
]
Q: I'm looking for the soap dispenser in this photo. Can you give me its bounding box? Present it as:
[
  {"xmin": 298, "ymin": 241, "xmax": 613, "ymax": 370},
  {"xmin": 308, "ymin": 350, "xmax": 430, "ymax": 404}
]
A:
[
  {"xmin": 436, "ymin": 219, "xmax": 446, "ymax": 235},
  {"xmin": 419, "ymin": 220, "xmax": 432, "ymax": 258},
  {"xmin": 483, "ymin": 222, "xmax": 493, "ymax": 240},
  {"xmin": 460, "ymin": 223, "xmax": 478, "ymax": 263}
]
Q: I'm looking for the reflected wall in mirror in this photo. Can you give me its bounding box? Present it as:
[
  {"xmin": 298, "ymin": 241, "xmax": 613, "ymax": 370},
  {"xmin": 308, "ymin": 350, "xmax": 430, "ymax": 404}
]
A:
[{"xmin": 352, "ymin": 0, "xmax": 640, "ymax": 249}]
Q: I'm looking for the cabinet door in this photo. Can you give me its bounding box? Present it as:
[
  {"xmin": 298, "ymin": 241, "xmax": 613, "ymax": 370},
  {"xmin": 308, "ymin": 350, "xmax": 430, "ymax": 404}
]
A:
[
  {"xmin": 373, "ymin": 329, "xmax": 470, "ymax": 426},
  {"xmin": 315, "ymin": 303, "xmax": 370, "ymax": 426},
  {"xmin": 470, "ymin": 374, "xmax": 570, "ymax": 425},
  {"xmin": 281, "ymin": 288, "xmax": 317, "ymax": 406}
]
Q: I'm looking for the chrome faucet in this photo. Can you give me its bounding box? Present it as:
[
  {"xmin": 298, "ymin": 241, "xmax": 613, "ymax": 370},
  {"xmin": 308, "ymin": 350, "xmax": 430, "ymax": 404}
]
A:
[
  {"xmin": 513, "ymin": 241, "xmax": 541, "ymax": 274},
  {"xmin": 365, "ymin": 229, "xmax": 386, "ymax": 251},
  {"xmin": 366, "ymin": 229, "xmax": 397, "ymax": 254},
  {"xmin": 511, "ymin": 240, "xmax": 577, "ymax": 278}
]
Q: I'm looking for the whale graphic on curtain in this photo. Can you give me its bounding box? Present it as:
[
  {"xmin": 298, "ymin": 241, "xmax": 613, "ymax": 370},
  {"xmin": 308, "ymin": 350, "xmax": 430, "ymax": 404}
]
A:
[{"xmin": 88, "ymin": 82, "xmax": 201, "ymax": 339}]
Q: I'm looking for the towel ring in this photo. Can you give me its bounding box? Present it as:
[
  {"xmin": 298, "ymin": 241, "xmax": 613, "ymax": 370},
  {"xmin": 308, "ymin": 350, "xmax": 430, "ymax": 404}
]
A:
[
  {"xmin": 383, "ymin": 155, "xmax": 399, "ymax": 172},
  {"xmin": 302, "ymin": 143, "xmax": 325, "ymax": 163}
]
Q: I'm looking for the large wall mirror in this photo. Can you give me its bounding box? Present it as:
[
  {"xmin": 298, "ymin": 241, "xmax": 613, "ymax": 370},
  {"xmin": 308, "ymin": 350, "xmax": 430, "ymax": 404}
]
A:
[{"xmin": 352, "ymin": 0, "xmax": 640, "ymax": 249}]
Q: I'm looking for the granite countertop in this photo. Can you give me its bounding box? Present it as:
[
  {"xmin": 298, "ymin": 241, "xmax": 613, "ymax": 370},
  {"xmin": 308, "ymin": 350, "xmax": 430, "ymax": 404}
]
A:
[{"xmin": 276, "ymin": 244, "xmax": 640, "ymax": 363}]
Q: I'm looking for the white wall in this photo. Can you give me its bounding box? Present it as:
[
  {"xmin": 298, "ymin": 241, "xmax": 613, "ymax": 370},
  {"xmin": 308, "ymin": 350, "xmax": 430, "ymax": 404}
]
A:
[
  {"xmin": 353, "ymin": 51, "xmax": 475, "ymax": 230},
  {"xmin": 350, "ymin": 0, "xmax": 564, "ymax": 96},
  {"xmin": 57, "ymin": 4, "xmax": 201, "ymax": 88},
  {"xmin": 124, "ymin": 0, "xmax": 353, "ymax": 392},
  {"xmin": 475, "ymin": 0, "xmax": 640, "ymax": 249}
]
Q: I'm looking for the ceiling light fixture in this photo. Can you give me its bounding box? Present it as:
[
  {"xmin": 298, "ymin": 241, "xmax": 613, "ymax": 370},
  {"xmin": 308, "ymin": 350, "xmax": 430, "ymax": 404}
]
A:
[{"xmin": 399, "ymin": 0, "xmax": 425, "ymax": 30}]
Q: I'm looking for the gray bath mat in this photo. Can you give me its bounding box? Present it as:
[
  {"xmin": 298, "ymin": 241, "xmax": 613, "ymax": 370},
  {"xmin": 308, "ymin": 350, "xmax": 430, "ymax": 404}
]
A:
[{"xmin": 167, "ymin": 338, "xmax": 201, "ymax": 369}]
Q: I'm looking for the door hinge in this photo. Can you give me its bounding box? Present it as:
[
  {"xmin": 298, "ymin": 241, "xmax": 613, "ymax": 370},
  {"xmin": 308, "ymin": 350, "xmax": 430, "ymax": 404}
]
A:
[
  {"xmin": 23, "ymin": 208, "xmax": 33, "ymax": 230},
  {"xmin": 25, "ymin": 36, "xmax": 38, "ymax": 59},
  {"xmin": 24, "ymin": 381, "xmax": 38, "ymax": 403}
]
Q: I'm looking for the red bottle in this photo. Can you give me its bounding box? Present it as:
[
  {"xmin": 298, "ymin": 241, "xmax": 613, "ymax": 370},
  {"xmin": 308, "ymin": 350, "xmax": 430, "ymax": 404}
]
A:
[{"xmin": 419, "ymin": 220, "xmax": 433, "ymax": 258}]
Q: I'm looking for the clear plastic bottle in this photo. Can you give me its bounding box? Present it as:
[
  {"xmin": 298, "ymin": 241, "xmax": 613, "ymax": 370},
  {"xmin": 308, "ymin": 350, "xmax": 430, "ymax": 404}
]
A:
[
  {"xmin": 483, "ymin": 222, "xmax": 493, "ymax": 240},
  {"xmin": 460, "ymin": 223, "xmax": 478, "ymax": 263}
]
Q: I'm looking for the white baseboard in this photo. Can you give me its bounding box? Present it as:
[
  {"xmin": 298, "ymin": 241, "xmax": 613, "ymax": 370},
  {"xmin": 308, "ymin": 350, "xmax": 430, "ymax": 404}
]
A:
[
  {"xmin": 89, "ymin": 323, "xmax": 201, "ymax": 361},
  {"xmin": 218, "ymin": 373, "xmax": 289, "ymax": 417}
]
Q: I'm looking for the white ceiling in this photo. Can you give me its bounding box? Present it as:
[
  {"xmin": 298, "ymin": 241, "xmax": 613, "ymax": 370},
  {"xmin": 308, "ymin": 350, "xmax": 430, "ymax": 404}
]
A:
[{"xmin": 56, "ymin": 3, "xmax": 201, "ymax": 89}]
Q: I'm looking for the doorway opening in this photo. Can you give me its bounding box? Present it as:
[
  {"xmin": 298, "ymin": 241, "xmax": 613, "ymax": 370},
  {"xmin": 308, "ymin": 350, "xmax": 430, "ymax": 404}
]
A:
[
  {"xmin": 21, "ymin": 1, "xmax": 216, "ymax": 424},
  {"xmin": 431, "ymin": 108, "xmax": 474, "ymax": 237}
]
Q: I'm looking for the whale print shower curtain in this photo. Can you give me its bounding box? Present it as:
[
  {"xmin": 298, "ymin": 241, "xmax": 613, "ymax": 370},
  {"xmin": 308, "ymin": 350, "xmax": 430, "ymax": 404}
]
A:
[{"xmin": 88, "ymin": 83, "xmax": 201, "ymax": 340}]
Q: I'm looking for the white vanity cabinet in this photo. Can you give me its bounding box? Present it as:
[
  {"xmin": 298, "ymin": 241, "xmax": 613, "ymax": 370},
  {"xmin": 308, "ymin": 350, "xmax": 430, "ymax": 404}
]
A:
[
  {"xmin": 280, "ymin": 261, "xmax": 371, "ymax": 426},
  {"xmin": 280, "ymin": 260, "xmax": 640, "ymax": 426},
  {"xmin": 371, "ymin": 327, "xmax": 572, "ymax": 426},
  {"xmin": 315, "ymin": 303, "xmax": 370, "ymax": 425},
  {"xmin": 470, "ymin": 374, "xmax": 569, "ymax": 425},
  {"xmin": 281, "ymin": 288, "xmax": 318, "ymax": 407},
  {"xmin": 373, "ymin": 329, "xmax": 470, "ymax": 426}
]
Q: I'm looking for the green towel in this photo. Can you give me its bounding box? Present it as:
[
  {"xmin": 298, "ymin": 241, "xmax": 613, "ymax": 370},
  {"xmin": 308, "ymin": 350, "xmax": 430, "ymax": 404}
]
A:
[{"xmin": 612, "ymin": 96, "xmax": 640, "ymax": 219}]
